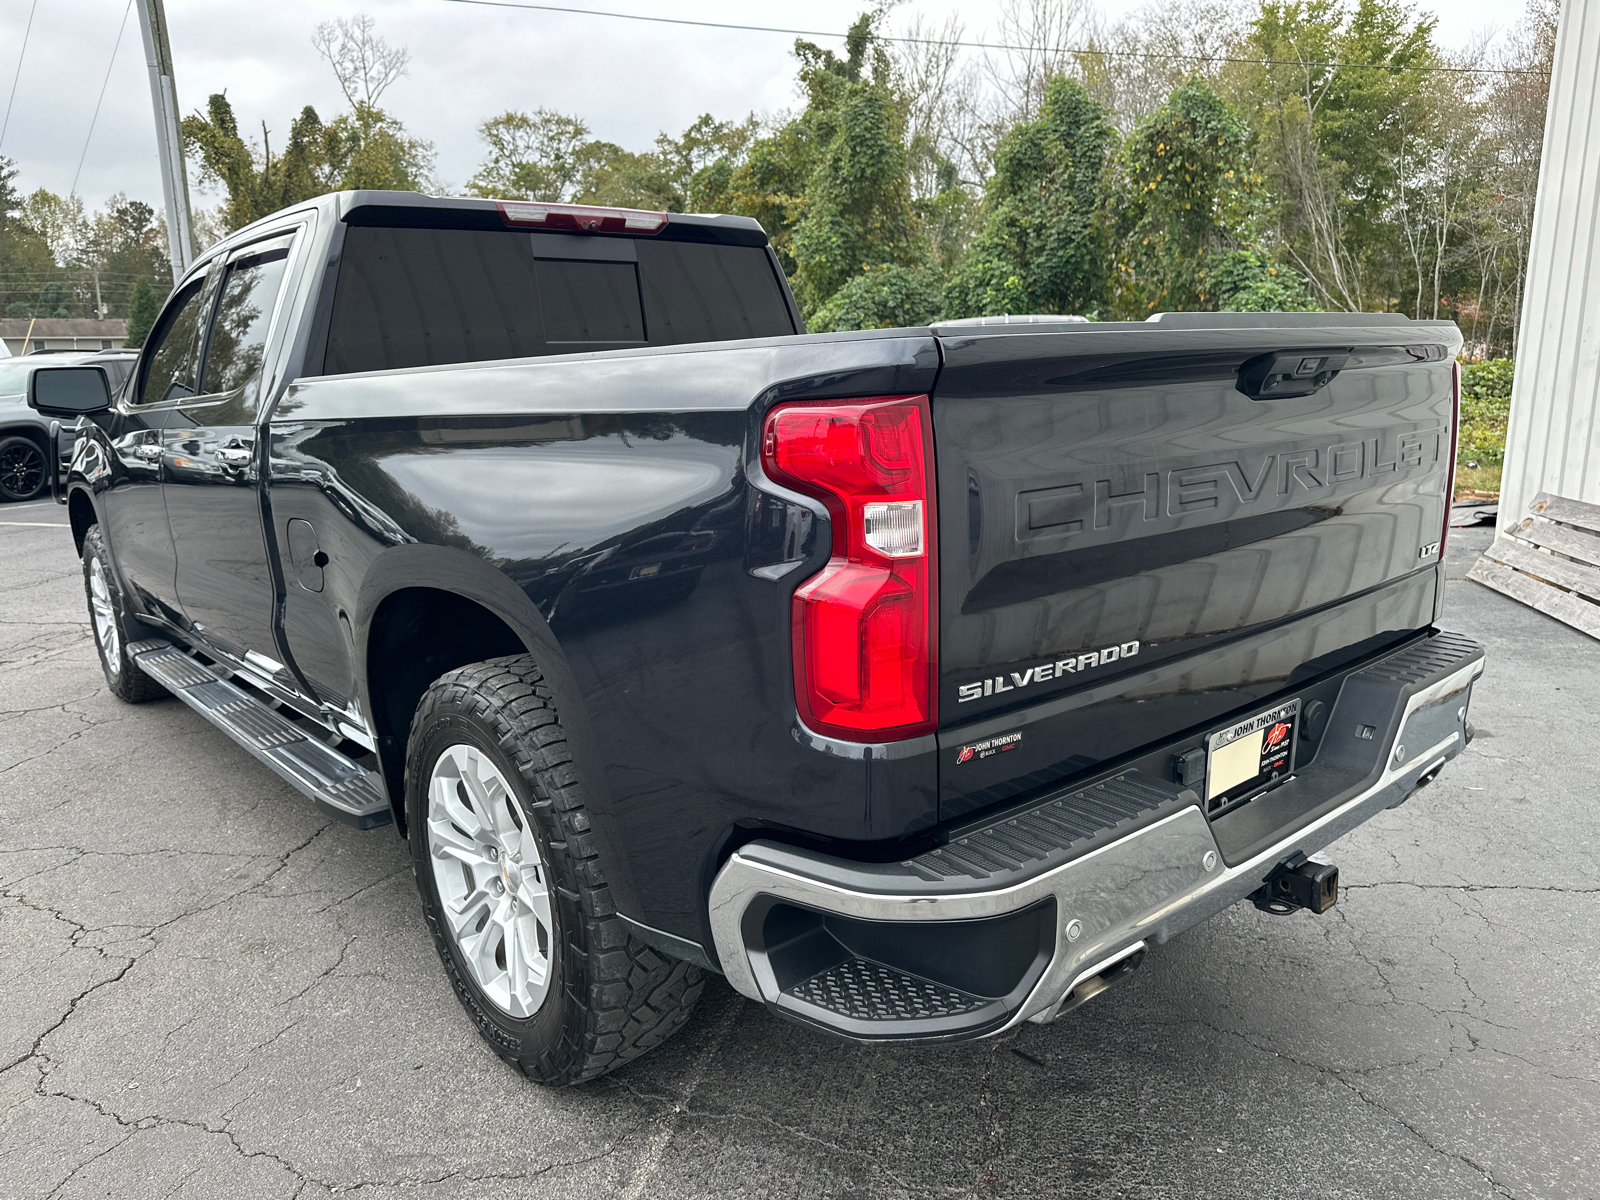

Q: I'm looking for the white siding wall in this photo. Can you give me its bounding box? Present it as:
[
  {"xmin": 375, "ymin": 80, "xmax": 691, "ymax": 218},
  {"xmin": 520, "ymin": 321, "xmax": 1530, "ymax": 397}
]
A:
[{"xmin": 1500, "ymin": 3, "xmax": 1600, "ymax": 524}]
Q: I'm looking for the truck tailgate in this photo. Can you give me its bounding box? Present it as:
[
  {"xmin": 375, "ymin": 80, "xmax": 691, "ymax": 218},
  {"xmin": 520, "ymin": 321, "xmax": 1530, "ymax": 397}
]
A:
[{"xmin": 931, "ymin": 315, "xmax": 1460, "ymax": 819}]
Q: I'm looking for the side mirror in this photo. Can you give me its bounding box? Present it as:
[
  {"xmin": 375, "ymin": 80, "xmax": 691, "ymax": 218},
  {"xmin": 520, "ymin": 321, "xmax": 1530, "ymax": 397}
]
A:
[{"xmin": 29, "ymin": 365, "xmax": 112, "ymax": 416}]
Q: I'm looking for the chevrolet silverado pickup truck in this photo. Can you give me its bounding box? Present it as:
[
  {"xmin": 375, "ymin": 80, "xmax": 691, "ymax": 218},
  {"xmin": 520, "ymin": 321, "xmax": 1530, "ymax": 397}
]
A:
[{"xmin": 28, "ymin": 191, "xmax": 1484, "ymax": 1086}]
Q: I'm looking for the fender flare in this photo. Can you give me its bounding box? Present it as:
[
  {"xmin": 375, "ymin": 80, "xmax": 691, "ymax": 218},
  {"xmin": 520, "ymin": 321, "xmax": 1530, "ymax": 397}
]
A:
[{"xmin": 351, "ymin": 544, "xmax": 640, "ymax": 916}]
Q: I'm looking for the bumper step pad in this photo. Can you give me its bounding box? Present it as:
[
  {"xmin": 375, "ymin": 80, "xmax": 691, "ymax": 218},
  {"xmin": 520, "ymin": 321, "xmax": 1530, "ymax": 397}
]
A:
[
  {"xmin": 130, "ymin": 640, "xmax": 391, "ymax": 828},
  {"xmin": 789, "ymin": 958, "xmax": 990, "ymax": 1023}
]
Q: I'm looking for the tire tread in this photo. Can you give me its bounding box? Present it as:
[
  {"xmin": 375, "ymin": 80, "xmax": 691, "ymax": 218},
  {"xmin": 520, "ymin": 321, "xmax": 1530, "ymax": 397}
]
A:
[{"xmin": 406, "ymin": 654, "xmax": 703, "ymax": 1085}]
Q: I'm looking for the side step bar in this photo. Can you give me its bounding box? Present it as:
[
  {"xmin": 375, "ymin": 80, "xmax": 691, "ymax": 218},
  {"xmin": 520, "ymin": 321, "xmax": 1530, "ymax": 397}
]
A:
[{"xmin": 129, "ymin": 640, "xmax": 392, "ymax": 829}]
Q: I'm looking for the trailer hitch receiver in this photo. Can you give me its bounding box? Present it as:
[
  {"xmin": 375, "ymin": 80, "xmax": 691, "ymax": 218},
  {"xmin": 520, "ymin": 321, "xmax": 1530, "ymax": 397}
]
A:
[{"xmin": 1251, "ymin": 852, "xmax": 1338, "ymax": 915}]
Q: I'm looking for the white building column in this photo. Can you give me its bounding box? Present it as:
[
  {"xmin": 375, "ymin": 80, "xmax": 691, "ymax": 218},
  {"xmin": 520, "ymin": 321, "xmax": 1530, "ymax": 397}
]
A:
[{"xmin": 1498, "ymin": 2, "xmax": 1600, "ymax": 523}]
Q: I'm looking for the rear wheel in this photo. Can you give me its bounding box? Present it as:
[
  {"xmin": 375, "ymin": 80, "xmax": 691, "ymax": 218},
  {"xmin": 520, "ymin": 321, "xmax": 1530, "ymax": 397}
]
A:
[
  {"xmin": 0, "ymin": 435, "xmax": 47, "ymax": 502},
  {"xmin": 405, "ymin": 654, "xmax": 704, "ymax": 1085},
  {"xmin": 82, "ymin": 525, "xmax": 166, "ymax": 703}
]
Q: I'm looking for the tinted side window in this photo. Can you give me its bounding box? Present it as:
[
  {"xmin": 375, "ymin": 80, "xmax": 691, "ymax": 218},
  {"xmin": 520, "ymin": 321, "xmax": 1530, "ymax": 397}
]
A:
[
  {"xmin": 136, "ymin": 278, "xmax": 207, "ymax": 405},
  {"xmin": 324, "ymin": 225, "xmax": 795, "ymax": 376},
  {"xmin": 634, "ymin": 241, "xmax": 794, "ymax": 344},
  {"xmin": 326, "ymin": 227, "xmax": 544, "ymax": 374},
  {"xmin": 100, "ymin": 359, "xmax": 134, "ymax": 390},
  {"xmin": 200, "ymin": 238, "xmax": 293, "ymax": 416}
]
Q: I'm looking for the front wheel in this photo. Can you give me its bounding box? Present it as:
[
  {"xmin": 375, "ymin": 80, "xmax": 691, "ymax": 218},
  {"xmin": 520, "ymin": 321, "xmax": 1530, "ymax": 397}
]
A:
[
  {"xmin": 82, "ymin": 525, "xmax": 167, "ymax": 703},
  {"xmin": 405, "ymin": 654, "xmax": 704, "ymax": 1085},
  {"xmin": 0, "ymin": 435, "xmax": 47, "ymax": 502}
]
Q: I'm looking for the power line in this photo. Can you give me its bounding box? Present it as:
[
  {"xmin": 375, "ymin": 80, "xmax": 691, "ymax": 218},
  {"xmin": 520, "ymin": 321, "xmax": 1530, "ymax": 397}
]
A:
[
  {"xmin": 1, "ymin": 0, "xmax": 41, "ymax": 152},
  {"xmin": 437, "ymin": 0, "xmax": 1543, "ymax": 78},
  {"xmin": 71, "ymin": 0, "xmax": 135, "ymax": 197}
]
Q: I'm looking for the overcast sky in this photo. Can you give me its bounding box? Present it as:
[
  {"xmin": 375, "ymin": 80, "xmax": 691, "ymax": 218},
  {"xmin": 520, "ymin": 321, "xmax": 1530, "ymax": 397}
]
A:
[{"xmin": 0, "ymin": 0, "xmax": 1535, "ymax": 218}]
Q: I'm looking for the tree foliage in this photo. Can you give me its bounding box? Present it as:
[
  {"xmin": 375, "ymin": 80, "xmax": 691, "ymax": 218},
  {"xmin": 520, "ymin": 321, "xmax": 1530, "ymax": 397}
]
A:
[
  {"xmin": 9, "ymin": 0, "xmax": 1551, "ymax": 351},
  {"xmin": 785, "ymin": 16, "xmax": 927, "ymax": 317},
  {"xmin": 0, "ymin": 159, "xmax": 168, "ymax": 320},
  {"xmin": 809, "ymin": 264, "xmax": 942, "ymax": 332},
  {"xmin": 944, "ymin": 76, "xmax": 1112, "ymax": 318},
  {"xmin": 183, "ymin": 93, "xmax": 433, "ymax": 233},
  {"xmin": 125, "ymin": 279, "xmax": 159, "ymax": 347},
  {"xmin": 181, "ymin": 15, "xmax": 431, "ymax": 234},
  {"xmin": 466, "ymin": 110, "xmax": 759, "ymax": 214}
]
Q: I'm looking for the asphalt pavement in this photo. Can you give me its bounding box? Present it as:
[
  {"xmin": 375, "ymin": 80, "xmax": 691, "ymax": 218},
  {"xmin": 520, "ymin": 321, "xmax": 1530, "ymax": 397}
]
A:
[{"xmin": 1, "ymin": 497, "xmax": 1595, "ymax": 1200}]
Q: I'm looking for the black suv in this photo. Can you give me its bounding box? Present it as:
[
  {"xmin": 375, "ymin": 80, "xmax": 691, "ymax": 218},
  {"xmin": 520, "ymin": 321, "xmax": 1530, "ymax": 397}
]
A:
[{"xmin": 0, "ymin": 350, "xmax": 139, "ymax": 500}]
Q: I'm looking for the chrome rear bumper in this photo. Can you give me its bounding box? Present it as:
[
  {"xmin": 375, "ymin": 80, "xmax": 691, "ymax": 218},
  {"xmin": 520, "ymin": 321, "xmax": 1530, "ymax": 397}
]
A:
[{"xmin": 709, "ymin": 635, "xmax": 1484, "ymax": 1043}]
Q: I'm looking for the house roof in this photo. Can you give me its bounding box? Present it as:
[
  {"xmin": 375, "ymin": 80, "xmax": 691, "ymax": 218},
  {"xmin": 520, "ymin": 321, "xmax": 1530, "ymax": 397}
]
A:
[{"xmin": 0, "ymin": 318, "xmax": 129, "ymax": 338}]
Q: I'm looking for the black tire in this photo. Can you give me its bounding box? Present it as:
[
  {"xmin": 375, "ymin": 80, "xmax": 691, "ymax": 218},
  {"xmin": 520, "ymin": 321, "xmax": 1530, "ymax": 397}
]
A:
[
  {"xmin": 405, "ymin": 654, "xmax": 704, "ymax": 1086},
  {"xmin": 0, "ymin": 434, "xmax": 47, "ymax": 502},
  {"xmin": 82, "ymin": 525, "xmax": 167, "ymax": 703}
]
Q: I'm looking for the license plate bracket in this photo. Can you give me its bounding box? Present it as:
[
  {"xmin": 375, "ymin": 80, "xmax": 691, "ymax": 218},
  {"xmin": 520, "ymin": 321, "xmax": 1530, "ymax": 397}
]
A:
[{"xmin": 1204, "ymin": 698, "xmax": 1300, "ymax": 817}]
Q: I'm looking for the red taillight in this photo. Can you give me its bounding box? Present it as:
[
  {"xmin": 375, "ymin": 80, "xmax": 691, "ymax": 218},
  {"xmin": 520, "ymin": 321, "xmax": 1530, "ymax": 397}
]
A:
[
  {"xmin": 1440, "ymin": 361, "xmax": 1462, "ymax": 560},
  {"xmin": 761, "ymin": 397, "xmax": 938, "ymax": 741},
  {"xmin": 496, "ymin": 200, "xmax": 667, "ymax": 234}
]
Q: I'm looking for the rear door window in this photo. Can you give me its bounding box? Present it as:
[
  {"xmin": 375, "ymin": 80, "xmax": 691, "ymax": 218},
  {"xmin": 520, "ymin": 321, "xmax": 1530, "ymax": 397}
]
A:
[
  {"xmin": 323, "ymin": 224, "xmax": 794, "ymax": 376},
  {"xmin": 634, "ymin": 240, "xmax": 795, "ymax": 345},
  {"xmin": 198, "ymin": 234, "xmax": 295, "ymax": 419}
]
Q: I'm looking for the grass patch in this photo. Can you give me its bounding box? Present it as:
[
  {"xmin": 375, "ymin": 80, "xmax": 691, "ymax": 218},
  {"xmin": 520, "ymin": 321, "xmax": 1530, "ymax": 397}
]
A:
[{"xmin": 1455, "ymin": 464, "xmax": 1502, "ymax": 500}]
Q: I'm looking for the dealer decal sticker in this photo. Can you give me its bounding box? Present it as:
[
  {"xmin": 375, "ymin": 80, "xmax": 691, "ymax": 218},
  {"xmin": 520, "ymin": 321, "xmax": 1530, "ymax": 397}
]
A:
[{"xmin": 956, "ymin": 731, "xmax": 1023, "ymax": 763}]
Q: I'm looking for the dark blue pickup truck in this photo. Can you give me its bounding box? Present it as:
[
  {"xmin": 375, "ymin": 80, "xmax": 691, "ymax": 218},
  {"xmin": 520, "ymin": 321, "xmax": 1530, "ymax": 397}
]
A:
[{"xmin": 28, "ymin": 192, "xmax": 1483, "ymax": 1085}]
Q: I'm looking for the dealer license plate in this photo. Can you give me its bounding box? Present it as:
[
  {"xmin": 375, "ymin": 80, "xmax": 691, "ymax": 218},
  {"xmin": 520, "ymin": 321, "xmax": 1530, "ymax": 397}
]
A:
[{"xmin": 1204, "ymin": 699, "xmax": 1300, "ymax": 816}]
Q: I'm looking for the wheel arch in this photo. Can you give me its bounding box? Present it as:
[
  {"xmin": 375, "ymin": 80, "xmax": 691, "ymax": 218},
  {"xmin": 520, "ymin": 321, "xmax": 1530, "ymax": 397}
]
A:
[
  {"xmin": 67, "ymin": 485, "xmax": 98, "ymax": 555},
  {"xmin": 354, "ymin": 547, "xmax": 611, "ymax": 857}
]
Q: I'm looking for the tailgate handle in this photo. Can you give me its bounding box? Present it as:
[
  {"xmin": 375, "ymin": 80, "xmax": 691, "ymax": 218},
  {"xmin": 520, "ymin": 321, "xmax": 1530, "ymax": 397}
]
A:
[{"xmin": 1237, "ymin": 349, "xmax": 1351, "ymax": 401}]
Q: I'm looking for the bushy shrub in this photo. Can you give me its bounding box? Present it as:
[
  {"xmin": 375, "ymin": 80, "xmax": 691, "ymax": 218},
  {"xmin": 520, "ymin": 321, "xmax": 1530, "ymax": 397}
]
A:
[
  {"xmin": 1457, "ymin": 358, "xmax": 1513, "ymax": 467},
  {"xmin": 808, "ymin": 263, "xmax": 942, "ymax": 332}
]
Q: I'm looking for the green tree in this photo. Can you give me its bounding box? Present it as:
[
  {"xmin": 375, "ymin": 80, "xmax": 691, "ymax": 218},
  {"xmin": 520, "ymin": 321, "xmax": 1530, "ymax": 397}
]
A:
[
  {"xmin": 707, "ymin": 121, "xmax": 813, "ymax": 274},
  {"xmin": 786, "ymin": 15, "xmax": 926, "ymax": 318},
  {"xmin": 184, "ymin": 95, "xmax": 339, "ymax": 230},
  {"xmin": 83, "ymin": 195, "xmax": 168, "ymax": 316},
  {"xmin": 1209, "ymin": 247, "xmax": 1315, "ymax": 311},
  {"xmin": 184, "ymin": 16, "xmax": 429, "ymax": 233},
  {"xmin": 467, "ymin": 111, "xmax": 757, "ymax": 212},
  {"xmin": 467, "ymin": 109, "xmax": 592, "ymax": 201},
  {"xmin": 0, "ymin": 157, "xmax": 62, "ymax": 318},
  {"xmin": 329, "ymin": 103, "xmax": 433, "ymax": 191},
  {"xmin": 1232, "ymin": 0, "xmax": 1439, "ymax": 309},
  {"xmin": 655, "ymin": 114, "xmax": 760, "ymax": 211},
  {"xmin": 1113, "ymin": 80, "xmax": 1311, "ymax": 314},
  {"xmin": 944, "ymin": 77, "xmax": 1113, "ymax": 318},
  {"xmin": 125, "ymin": 278, "xmax": 160, "ymax": 347},
  {"xmin": 6, "ymin": 280, "xmax": 74, "ymax": 319},
  {"xmin": 184, "ymin": 93, "xmax": 430, "ymax": 232}
]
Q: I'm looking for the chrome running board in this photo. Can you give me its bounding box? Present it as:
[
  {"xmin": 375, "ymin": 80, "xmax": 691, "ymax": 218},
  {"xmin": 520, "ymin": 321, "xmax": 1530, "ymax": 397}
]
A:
[{"xmin": 129, "ymin": 639, "xmax": 392, "ymax": 828}]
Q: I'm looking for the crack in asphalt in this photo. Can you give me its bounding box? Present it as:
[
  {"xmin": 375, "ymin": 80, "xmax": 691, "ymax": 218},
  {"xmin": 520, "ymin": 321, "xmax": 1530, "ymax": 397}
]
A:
[
  {"xmin": 0, "ymin": 823, "xmax": 336, "ymax": 1085},
  {"xmin": 1162, "ymin": 1016, "xmax": 1527, "ymax": 1200},
  {"xmin": 1344, "ymin": 882, "xmax": 1600, "ymax": 894}
]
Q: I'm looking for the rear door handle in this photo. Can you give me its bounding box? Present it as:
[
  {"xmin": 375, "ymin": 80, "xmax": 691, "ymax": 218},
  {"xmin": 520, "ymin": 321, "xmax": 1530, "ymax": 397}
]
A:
[{"xmin": 215, "ymin": 446, "xmax": 252, "ymax": 466}]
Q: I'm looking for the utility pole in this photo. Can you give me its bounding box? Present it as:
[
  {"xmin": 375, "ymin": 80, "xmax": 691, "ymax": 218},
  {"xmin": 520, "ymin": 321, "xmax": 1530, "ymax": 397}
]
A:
[{"xmin": 135, "ymin": 0, "xmax": 194, "ymax": 285}]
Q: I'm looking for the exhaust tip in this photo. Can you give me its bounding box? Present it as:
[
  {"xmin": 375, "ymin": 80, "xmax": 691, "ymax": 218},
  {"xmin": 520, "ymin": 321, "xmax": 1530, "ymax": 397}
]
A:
[{"xmin": 1030, "ymin": 942, "xmax": 1147, "ymax": 1025}]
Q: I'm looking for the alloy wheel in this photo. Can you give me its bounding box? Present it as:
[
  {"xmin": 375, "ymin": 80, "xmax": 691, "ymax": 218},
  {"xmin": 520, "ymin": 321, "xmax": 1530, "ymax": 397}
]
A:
[
  {"xmin": 88, "ymin": 555, "xmax": 122, "ymax": 677},
  {"xmin": 0, "ymin": 440, "xmax": 45, "ymax": 500},
  {"xmin": 425, "ymin": 743, "xmax": 555, "ymax": 1018}
]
